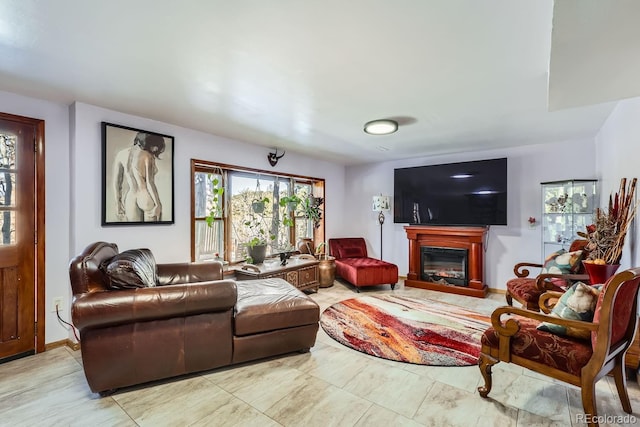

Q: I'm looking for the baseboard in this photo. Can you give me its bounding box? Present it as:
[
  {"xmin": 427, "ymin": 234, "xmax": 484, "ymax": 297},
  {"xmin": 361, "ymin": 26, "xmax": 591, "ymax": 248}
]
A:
[
  {"xmin": 401, "ymin": 276, "xmax": 505, "ymax": 295},
  {"xmin": 45, "ymin": 339, "xmax": 80, "ymax": 351}
]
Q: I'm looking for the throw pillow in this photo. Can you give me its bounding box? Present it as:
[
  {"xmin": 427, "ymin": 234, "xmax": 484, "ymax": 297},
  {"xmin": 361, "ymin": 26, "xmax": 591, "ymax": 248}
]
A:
[
  {"xmin": 101, "ymin": 248, "xmax": 158, "ymax": 289},
  {"xmin": 537, "ymin": 282, "xmax": 601, "ymax": 340},
  {"xmin": 540, "ymin": 248, "xmax": 585, "ymax": 288},
  {"xmin": 541, "ymin": 249, "xmax": 585, "ymax": 275},
  {"xmin": 341, "ymin": 247, "xmax": 366, "ymax": 258}
]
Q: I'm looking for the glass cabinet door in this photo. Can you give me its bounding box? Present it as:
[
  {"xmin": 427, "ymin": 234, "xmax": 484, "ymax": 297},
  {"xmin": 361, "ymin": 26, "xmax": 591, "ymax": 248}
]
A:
[{"xmin": 541, "ymin": 180, "xmax": 597, "ymax": 259}]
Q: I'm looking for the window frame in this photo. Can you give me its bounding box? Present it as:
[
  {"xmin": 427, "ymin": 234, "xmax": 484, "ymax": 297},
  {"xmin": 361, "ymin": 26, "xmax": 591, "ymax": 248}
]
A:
[{"xmin": 191, "ymin": 159, "xmax": 325, "ymax": 263}]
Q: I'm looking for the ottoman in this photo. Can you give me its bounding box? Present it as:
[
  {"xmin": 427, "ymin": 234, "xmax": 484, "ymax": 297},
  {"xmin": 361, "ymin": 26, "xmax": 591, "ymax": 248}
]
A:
[{"xmin": 232, "ymin": 278, "xmax": 320, "ymax": 363}]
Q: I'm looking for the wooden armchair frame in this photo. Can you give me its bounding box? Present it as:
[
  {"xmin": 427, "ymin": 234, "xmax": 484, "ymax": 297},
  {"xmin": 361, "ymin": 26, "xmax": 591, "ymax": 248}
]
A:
[
  {"xmin": 505, "ymin": 240, "xmax": 589, "ymax": 311},
  {"xmin": 480, "ymin": 268, "xmax": 640, "ymax": 427}
]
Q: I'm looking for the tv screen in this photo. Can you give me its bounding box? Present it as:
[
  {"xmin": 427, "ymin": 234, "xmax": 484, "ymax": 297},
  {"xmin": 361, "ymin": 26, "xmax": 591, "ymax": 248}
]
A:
[{"xmin": 393, "ymin": 158, "xmax": 507, "ymax": 226}]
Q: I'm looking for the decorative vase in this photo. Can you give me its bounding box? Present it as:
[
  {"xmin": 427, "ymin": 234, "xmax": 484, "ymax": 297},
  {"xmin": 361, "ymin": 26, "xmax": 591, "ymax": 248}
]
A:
[
  {"xmin": 582, "ymin": 261, "xmax": 620, "ymax": 285},
  {"xmin": 247, "ymin": 244, "xmax": 267, "ymax": 264},
  {"xmin": 297, "ymin": 238, "xmax": 313, "ymax": 254},
  {"xmin": 318, "ymin": 255, "xmax": 336, "ymax": 288}
]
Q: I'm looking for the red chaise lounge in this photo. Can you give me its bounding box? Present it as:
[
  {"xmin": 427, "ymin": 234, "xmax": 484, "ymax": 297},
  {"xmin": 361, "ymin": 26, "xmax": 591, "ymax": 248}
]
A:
[{"xmin": 328, "ymin": 237, "xmax": 398, "ymax": 292}]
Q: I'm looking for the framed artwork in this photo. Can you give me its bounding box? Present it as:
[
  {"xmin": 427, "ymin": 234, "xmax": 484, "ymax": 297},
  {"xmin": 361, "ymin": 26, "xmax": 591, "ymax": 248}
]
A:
[{"xmin": 101, "ymin": 122, "xmax": 174, "ymax": 225}]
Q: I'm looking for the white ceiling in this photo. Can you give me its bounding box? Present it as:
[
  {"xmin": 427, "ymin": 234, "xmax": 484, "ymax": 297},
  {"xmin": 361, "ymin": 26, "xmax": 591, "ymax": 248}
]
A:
[{"xmin": 0, "ymin": 1, "xmax": 637, "ymax": 165}]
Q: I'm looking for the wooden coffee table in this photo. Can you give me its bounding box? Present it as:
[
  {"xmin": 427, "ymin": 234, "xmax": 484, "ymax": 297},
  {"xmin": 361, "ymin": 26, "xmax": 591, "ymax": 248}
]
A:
[{"xmin": 233, "ymin": 255, "xmax": 320, "ymax": 292}]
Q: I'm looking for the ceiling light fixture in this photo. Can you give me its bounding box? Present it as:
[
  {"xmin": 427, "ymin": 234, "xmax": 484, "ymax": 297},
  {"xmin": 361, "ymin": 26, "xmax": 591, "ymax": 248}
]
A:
[{"xmin": 364, "ymin": 119, "xmax": 398, "ymax": 135}]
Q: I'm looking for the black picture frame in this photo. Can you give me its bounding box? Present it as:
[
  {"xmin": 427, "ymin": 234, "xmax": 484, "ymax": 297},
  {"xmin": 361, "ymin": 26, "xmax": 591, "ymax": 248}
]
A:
[{"xmin": 101, "ymin": 122, "xmax": 175, "ymax": 225}]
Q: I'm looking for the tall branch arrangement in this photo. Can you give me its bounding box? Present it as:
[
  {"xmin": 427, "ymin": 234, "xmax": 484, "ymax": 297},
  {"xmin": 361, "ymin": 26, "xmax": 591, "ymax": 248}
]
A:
[{"xmin": 578, "ymin": 177, "xmax": 637, "ymax": 264}]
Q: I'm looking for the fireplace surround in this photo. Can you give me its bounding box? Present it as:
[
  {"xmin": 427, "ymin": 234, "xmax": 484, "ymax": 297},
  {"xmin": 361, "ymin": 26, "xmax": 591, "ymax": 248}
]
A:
[{"xmin": 404, "ymin": 225, "xmax": 488, "ymax": 297}]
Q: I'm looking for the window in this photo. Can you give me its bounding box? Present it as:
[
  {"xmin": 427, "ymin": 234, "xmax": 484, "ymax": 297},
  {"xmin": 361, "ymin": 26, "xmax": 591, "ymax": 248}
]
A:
[{"xmin": 191, "ymin": 160, "xmax": 324, "ymax": 263}]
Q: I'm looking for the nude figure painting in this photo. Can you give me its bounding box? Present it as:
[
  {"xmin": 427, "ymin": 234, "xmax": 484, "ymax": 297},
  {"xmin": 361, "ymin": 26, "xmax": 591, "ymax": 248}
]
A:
[{"xmin": 101, "ymin": 122, "xmax": 174, "ymax": 225}]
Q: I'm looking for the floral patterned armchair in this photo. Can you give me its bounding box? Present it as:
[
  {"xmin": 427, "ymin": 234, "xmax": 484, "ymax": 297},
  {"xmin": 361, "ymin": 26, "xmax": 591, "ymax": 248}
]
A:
[{"xmin": 479, "ymin": 267, "xmax": 640, "ymax": 427}]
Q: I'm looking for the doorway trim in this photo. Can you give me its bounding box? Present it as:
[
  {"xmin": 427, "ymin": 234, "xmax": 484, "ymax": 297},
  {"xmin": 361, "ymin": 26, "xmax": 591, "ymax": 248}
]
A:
[{"xmin": 1, "ymin": 112, "xmax": 46, "ymax": 353}]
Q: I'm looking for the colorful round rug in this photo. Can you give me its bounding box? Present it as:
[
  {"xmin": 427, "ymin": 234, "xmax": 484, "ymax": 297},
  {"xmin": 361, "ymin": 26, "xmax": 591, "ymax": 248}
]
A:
[{"xmin": 320, "ymin": 295, "xmax": 491, "ymax": 366}]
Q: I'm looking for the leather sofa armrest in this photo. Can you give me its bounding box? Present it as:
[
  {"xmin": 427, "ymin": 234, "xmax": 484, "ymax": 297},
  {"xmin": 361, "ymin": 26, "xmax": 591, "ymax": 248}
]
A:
[
  {"xmin": 72, "ymin": 279, "xmax": 236, "ymax": 330},
  {"xmin": 157, "ymin": 261, "xmax": 223, "ymax": 285}
]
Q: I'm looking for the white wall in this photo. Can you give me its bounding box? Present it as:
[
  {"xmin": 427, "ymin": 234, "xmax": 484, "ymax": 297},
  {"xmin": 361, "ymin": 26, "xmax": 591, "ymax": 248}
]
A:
[
  {"xmin": 595, "ymin": 96, "xmax": 640, "ymax": 268},
  {"xmin": 0, "ymin": 90, "xmax": 71, "ymax": 344},
  {"xmin": 343, "ymin": 138, "xmax": 597, "ymax": 291},
  {"xmin": 70, "ymin": 103, "xmax": 347, "ymax": 264}
]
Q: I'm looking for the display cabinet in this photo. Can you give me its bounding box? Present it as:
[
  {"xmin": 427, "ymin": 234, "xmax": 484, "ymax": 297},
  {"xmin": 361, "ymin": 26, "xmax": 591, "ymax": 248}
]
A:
[{"xmin": 541, "ymin": 179, "xmax": 597, "ymax": 259}]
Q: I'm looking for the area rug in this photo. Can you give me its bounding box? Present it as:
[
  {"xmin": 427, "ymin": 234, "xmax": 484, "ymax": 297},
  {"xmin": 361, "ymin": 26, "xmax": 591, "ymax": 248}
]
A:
[{"xmin": 320, "ymin": 295, "xmax": 491, "ymax": 366}]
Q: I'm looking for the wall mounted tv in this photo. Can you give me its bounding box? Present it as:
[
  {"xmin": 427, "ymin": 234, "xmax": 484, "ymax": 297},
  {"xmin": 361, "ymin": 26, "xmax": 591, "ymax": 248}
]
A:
[{"xmin": 394, "ymin": 158, "xmax": 507, "ymax": 226}]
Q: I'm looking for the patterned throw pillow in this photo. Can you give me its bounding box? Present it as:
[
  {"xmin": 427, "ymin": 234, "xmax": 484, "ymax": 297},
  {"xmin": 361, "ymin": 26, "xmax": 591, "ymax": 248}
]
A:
[
  {"xmin": 541, "ymin": 249, "xmax": 585, "ymax": 275},
  {"xmin": 101, "ymin": 248, "xmax": 158, "ymax": 289},
  {"xmin": 537, "ymin": 282, "xmax": 601, "ymax": 340}
]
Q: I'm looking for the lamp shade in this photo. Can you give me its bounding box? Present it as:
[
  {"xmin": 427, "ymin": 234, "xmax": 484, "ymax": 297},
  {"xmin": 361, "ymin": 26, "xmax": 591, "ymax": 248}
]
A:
[{"xmin": 372, "ymin": 195, "xmax": 390, "ymax": 212}]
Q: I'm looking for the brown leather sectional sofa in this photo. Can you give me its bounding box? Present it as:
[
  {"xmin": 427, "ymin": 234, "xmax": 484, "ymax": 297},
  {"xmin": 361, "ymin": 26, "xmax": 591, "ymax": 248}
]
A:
[{"xmin": 69, "ymin": 242, "xmax": 319, "ymax": 394}]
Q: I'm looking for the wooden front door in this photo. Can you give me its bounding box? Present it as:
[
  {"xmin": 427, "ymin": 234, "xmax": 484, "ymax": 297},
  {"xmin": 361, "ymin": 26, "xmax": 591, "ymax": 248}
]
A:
[{"xmin": 0, "ymin": 113, "xmax": 44, "ymax": 361}]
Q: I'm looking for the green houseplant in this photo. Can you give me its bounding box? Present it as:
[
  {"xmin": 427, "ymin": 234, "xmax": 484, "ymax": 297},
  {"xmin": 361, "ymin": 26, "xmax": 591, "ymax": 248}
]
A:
[
  {"xmin": 251, "ymin": 196, "xmax": 269, "ymax": 213},
  {"xmin": 244, "ymin": 223, "xmax": 274, "ymax": 264},
  {"xmin": 302, "ymin": 196, "xmax": 323, "ymax": 229},
  {"xmin": 205, "ymin": 171, "xmax": 224, "ymax": 224},
  {"xmin": 279, "ymin": 194, "xmax": 302, "ymax": 226},
  {"xmin": 278, "ymin": 194, "xmax": 322, "ymax": 228},
  {"xmin": 244, "ymin": 198, "xmax": 276, "ymax": 264}
]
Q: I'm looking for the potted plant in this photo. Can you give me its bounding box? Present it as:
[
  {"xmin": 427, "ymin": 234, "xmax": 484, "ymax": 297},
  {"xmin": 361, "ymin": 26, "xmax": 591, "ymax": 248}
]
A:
[
  {"xmin": 251, "ymin": 196, "xmax": 270, "ymax": 214},
  {"xmin": 243, "ymin": 197, "xmax": 276, "ymax": 264},
  {"xmin": 243, "ymin": 209, "xmax": 276, "ymax": 264},
  {"xmin": 578, "ymin": 177, "xmax": 637, "ymax": 283},
  {"xmin": 302, "ymin": 196, "xmax": 323, "ymax": 229},
  {"xmin": 314, "ymin": 242, "xmax": 328, "ymax": 259},
  {"xmin": 279, "ymin": 194, "xmax": 302, "ymax": 226}
]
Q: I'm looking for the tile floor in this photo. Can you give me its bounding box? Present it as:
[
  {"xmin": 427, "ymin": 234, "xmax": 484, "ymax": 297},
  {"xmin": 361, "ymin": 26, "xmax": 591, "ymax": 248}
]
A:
[{"xmin": 1, "ymin": 280, "xmax": 639, "ymax": 426}]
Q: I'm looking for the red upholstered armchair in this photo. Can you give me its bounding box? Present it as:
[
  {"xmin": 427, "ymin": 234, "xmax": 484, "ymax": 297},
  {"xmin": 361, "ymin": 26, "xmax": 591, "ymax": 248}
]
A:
[
  {"xmin": 506, "ymin": 239, "xmax": 589, "ymax": 311},
  {"xmin": 479, "ymin": 268, "xmax": 640, "ymax": 427},
  {"xmin": 328, "ymin": 238, "xmax": 398, "ymax": 292}
]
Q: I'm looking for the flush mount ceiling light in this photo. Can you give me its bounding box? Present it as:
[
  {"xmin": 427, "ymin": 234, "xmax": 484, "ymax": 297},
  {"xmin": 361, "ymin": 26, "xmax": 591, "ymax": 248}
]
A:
[{"xmin": 364, "ymin": 119, "xmax": 398, "ymax": 135}]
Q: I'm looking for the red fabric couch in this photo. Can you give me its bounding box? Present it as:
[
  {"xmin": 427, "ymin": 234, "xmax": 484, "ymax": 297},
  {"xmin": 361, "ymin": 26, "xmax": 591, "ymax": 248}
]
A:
[{"xmin": 328, "ymin": 238, "xmax": 398, "ymax": 292}]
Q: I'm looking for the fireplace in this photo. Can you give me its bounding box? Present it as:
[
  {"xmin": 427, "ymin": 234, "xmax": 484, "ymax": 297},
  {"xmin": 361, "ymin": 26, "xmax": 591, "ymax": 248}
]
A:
[
  {"xmin": 404, "ymin": 225, "xmax": 488, "ymax": 297},
  {"xmin": 421, "ymin": 246, "xmax": 468, "ymax": 286}
]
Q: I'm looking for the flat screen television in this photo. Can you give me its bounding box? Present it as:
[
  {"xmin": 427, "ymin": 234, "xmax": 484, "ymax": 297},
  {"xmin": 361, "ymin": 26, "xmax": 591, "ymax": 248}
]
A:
[{"xmin": 393, "ymin": 158, "xmax": 507, "ymax": 226}]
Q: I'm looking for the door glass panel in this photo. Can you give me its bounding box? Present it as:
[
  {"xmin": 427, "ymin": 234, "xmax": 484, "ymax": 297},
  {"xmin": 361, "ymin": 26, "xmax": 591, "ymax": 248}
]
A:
[
  {"xmin": 0, "ymin": 173, "xmax": 16, "ymax": 207},
  {"xmin": 0, "ymin": 134, "xmax": 17, "ymax": 171},
  {"xmin": 0, "ymin": 134, "xmax": 17, "ymax": 245},
  {"xmin": 0, "ymin": 134, "xmax": 17, "ymax": 208},
  {"xmin": 0, "ymin": 211, "xmax": 16, "ymax": 245}
]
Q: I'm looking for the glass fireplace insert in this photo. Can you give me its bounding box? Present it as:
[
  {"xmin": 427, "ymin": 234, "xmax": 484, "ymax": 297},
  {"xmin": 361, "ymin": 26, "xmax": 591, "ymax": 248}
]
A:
[{"xmin": 420, "ymin": 246, "xmax": 468, "ymax": 287}]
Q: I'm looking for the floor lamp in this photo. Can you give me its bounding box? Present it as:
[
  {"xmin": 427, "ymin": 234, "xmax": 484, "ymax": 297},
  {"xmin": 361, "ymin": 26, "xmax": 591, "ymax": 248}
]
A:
[{"xmin": 372, "ymin": 195, "xmax": 390, "ymax": 259}]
